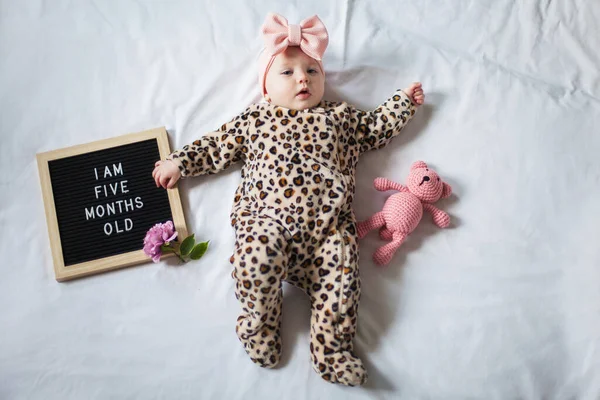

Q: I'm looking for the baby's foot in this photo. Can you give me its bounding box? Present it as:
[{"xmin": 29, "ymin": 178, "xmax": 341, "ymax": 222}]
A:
[
  {"xmin": 236, "ymin": 316, "xmax": 282, "ymax": 368},
  {"xmin": 313, "ymin": 350, "xmax": 368, "ymax": 386}
]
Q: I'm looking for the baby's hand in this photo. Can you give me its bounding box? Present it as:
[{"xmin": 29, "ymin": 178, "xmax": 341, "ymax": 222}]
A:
[
  {"xmin": 152, "ymin": 160, "xmax": 181, "ymax": 189},
  {"xmin": 403, "ymin": 82, "xmax": 424, "ymax": 106}
]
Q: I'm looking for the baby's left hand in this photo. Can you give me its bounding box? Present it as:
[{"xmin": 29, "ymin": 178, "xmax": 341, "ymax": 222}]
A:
[{"xmin": 403, "ymin": 82, "xmax": 424, "ymax": 106}]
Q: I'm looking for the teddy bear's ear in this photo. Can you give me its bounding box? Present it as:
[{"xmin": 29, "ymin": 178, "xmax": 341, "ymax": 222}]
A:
[
  {"xmin": 411, "ymin": 161, "xmax": 428, "ymax": 170},
  {"xmin": 441, "ymin": 182, "xmax": 452, "ymax": 198}
]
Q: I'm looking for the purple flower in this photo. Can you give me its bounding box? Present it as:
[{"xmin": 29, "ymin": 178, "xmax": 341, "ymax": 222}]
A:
[{"xmin": 143, "ymin": 221, "xmax": 178, "ymax": 263}]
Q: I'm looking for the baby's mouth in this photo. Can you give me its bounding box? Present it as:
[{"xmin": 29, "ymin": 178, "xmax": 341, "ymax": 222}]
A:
[{"xmin": 296, "ymin": 88, "xmax": 311, "ymax": 99}]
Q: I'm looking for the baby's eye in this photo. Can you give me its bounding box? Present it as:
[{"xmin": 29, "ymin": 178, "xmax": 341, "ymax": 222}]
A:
[
  {"xmin": 308, "ymin": 68, "xmax": 318, "ymax": 74},
  {"xmin": 281, "ymin": 70, "xmax": 292, "ymax": 76}
]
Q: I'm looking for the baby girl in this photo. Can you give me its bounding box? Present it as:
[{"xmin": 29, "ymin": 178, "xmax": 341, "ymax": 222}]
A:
[{"xmin": 152, "ymin": 13, "xmax": 423, "ymax": 386}]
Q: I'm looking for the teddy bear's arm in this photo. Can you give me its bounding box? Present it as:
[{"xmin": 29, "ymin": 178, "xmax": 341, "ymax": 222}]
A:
[
  {"xmin": 374, "ymin": 177, "xmax": 409, "ymax": 192},
  {"xmin": 423, "ymin": 204, "xmax": 450, "ymax": 228}
]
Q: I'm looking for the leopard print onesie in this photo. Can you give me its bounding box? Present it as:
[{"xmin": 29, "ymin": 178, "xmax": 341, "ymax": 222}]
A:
[{"xmin": 166, "ymin": 89, "xmax": 416, "ymax": 386}]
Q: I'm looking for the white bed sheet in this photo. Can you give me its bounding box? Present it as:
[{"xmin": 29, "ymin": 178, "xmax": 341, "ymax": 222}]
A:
[{"xmin": 1, "ymin": 0, "xmax": 599, "ymax": 399}]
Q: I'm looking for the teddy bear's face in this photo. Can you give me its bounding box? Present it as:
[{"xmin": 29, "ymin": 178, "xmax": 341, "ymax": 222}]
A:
[{"xmin": 407, "ymin": 166, "xmax": 446, "ymax": 203}]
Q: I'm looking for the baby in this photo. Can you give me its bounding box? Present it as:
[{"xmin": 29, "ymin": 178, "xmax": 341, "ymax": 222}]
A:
[{"xmin": 153, "ymin": 13, "xmax": 423, "ymax": 386}]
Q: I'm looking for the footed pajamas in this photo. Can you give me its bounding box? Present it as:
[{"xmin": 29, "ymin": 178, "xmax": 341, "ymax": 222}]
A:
[{"xmin": 167, "ymin": 90, "xmax": 416, "ymax": 386}]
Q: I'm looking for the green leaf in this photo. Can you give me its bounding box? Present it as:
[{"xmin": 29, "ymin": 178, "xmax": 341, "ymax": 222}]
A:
[
  {"xmin": 179, "ymin": 234, "xmax": 196, "ymax": 256},
  {"xmin": 190, "ymin": 241, "xmax": 209, "ymax": 260}
]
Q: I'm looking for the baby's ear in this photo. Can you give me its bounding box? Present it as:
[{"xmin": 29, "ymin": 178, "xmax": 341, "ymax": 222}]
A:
[
  {"xmin": 411, "ymin": 161, "xmax": 428, "ymax": 170},
  {"xmin": 441, "ymin": 182, "xmax": 452, "ymax": 198}
]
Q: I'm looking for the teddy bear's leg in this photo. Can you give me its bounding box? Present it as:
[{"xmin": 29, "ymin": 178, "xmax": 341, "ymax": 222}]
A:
[
  {"xmin": 379, "ymin": 226, "xmax": 393, "ymax": 240},
  {"xmin": 308, "ymin": 220, "xmax": 368, "ymax": 386},
  {"xmin": 357, "ymin": 211, "xmax": 385, "ymax": 239},
  {"xmin": 373, "ymin": 231, "xmax": 407, "ymax": 265},
  {"xmin": 230, "ymin": 213, "xmax": 290, "ymax": 368}
]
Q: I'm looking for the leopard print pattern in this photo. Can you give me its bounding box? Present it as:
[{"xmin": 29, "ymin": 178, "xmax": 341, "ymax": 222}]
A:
[{"xmin": 167, "ymin": 90, "xmax": 416, "ymax": 386}]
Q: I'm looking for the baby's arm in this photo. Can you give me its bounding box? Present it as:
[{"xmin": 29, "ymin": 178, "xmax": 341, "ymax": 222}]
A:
[
  {"xmin": 350, "ymin": 83, "xmax": 423, "ymax": 155},
  {"xmin": 153, "ymin": 107, "xmax": 253, "ymax": 188}
]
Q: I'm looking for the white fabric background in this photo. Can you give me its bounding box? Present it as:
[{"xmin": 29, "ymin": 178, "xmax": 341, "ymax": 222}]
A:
[{"xmin": 1, "ymin": 1, "xmax": 599, "ymax": 399}]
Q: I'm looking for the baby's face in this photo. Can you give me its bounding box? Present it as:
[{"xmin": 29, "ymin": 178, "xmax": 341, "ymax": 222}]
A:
[{"xmin": 265, "ymin": 47, "xmax": 325, "ymax": 110}]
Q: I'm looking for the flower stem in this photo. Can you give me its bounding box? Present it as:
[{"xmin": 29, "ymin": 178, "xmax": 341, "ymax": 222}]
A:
[
  {"xmin": 173, "ymin": 242, "xmax": 186, "ymax": 263},
  {"xmin": 175, "ymin": 252, "xmax": 186, "ymax": 264}
]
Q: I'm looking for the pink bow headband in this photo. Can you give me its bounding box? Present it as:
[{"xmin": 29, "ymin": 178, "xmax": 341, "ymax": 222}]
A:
[{"xmin": 258, "ymin": 13, "xmax": 329, "ymax": 97}]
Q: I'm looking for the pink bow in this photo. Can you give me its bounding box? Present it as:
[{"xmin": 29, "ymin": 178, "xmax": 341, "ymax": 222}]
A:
[{"xmin": 261, "ymin": 13, "xmax": 329, "ymax": 60}]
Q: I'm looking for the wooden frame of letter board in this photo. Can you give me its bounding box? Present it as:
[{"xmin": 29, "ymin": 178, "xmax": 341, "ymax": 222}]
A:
[{"xmin": 36, "ymin": 127, "xmax": 188, "ymax": 282}]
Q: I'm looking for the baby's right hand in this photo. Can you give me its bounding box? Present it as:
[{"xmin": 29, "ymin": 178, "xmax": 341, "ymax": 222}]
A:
[
  {"xmin": 152, "ymin": 160, "xmax": 181, "ymax": 189},
  {"xmin": 403, "ymin": 82, "xmax": 424, "ymax": 106}
]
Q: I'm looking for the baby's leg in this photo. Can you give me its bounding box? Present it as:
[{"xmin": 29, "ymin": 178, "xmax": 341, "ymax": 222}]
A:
[
  {"xmin": 308, "ymin": 220, "xmax": 367, "ymax": 386},
  {"xmin": 230, "ymin": 212, "xmax": 290, "ymax": 368}
]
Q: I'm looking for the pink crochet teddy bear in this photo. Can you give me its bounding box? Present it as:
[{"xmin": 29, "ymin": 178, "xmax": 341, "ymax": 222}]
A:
[{"xmin": 357, "ymin": 161, "xmax": 452, "ymax": 266}]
